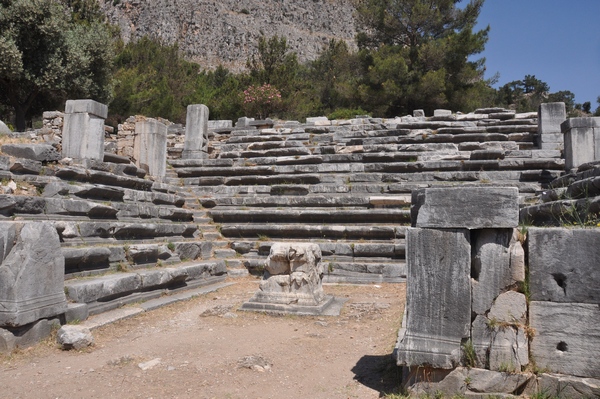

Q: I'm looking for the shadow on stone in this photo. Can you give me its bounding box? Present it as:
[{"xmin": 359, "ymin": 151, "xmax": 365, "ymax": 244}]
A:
[{"xmin": 351, "ymin": 354, "xmax": 401, "ymax": 396}]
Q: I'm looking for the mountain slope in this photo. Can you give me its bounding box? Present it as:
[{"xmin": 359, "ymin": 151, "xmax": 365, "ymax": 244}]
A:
[{"xmin": 100, "ymin": 0, "xmax": 357, "ymax": 71}]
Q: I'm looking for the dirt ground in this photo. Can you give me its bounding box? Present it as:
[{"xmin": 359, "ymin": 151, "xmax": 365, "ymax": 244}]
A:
[{"xmin": 1, "ymin": 277, "xmax": 406, "ymax": 399}]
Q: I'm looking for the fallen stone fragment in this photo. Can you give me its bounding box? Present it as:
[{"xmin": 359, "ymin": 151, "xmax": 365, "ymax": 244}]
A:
[
  {"xmin": 138, "ymin": 358, "xmax": 161, "ymax": 371},
  {"xmin": 57, "ymin": 325, "xmax": 94, "ymax": 350}
]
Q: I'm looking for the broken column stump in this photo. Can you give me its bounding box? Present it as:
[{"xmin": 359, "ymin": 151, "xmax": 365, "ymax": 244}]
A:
[{"xmin": 241, "ymin": 242, "xmax": 344, "ymax": 315}]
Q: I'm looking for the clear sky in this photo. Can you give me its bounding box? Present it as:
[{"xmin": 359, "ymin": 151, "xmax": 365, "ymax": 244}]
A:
[{"xmin": 473, "ymin": 0, "xmax": 600, "ymax": 105}]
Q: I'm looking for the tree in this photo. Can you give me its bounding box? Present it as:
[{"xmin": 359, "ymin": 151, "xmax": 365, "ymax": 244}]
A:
[
  {"xmin": 354, "ymin": 0, "xmax": 490, "ymax": 115},
  {"xmin": 110, "ymin": 36, "xmax": 199, "ymax": 124},
  {"xmin": 0, "ymin": 0, "xmax": 113, "ymax": 131}
]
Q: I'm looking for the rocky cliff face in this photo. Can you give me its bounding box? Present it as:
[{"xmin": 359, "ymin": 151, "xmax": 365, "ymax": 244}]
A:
[{"xmin": 99, "ymin": 0, "xmax": 357, "ymax": 71}]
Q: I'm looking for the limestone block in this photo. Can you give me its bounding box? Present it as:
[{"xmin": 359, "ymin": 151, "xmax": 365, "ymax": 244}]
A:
[
  {"xmin": 411, "ymin": 187, "xmax": 519, "ymax": 229},
  {"xmin": 14, "ymin": 318, "xmax": 60, "ymax": 348},
  {"xmin": 134, "ymin": 118, "xmax": 167, "ymax": 177},
  {"xmin": 0, "ymin": 328, "xmax": 16, "ymax": 352},
  {"xmin": 529, "ymin": 228, "xmax": 600, "ymax": 303},
  {"xmin": 530, "ymin": 301, "xmax": 600, "ymax": 378},
  {"xmin": 64, "ymin": 303, "xmax": 89, "ymax": 324},
  {"xmin": 488, "ymin": 325, "xmax": 529, "ymax": 372},
  {"xmin": 397, "ymin": 228, "xmax": 471, "ymax": 369},
  {"xmin": 488, "ymin": 291, "xmax": 527, "ymax": 324},
  {"xmin": 62, "ymin": 112, "xmax": 105, "ymax": 161},
  {"xmin": 183, "ymin": 104, "xmax": 209, "ymax": 159},
  {"xmin": 434, "ymin": 109, "xmax": 452, "ymax": 117},
  {"xmin": 1, "ymin": 144, "xmax": 61, "ymax": 162},
  {"xmin": 0, "ymin": 222, "xmax": 66, "ymax": 327},
  {"xmin": 413, "ymin": 109, "xmax": 425, "ymax": 117},
  {"xmin": 537, "ymin": 373, "xmax": 600, "ymax": 398},
  {"xmin": 57, "ymin": 325, "xmax": 94, "ymax": 350},
  {"xmin": 64, "ymin": 99, "xmax": 108, "ymax": 118},
  {"xmin": 65, "ymin": 273, "xmax": 142, "ymax": 303},
  {"xmin": 471, "ymin": 229, "xmax": 513, "ymax": 316},
  {"xmin": 562, "ymin": 117, "xmax": 600, "ymax": 170},
  {"xmin": 0, "ymin": 120, "xmax": 10, "ymax": 135},
  {"xmin": 538, "ymin": 102, "xmax": 566, "ymax": 134}
]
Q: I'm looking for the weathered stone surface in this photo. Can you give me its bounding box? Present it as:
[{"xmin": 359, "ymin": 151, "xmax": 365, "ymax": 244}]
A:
[
  {"xmin": 64, "ymin": 303, "xmax": 89, "ymax": 324},
  {"xmin": 250, "ymin": 242, "xmax": 326, "ymax": 306},
  {"xmin": 9, "ymin": 158, "xmax": 42, "ymax": 174},
  {"xmin": 397, "ymin": 228, "xmax": 471, "ymax": 368},
  {"xmin": 528, "ymin": 228, "xmax": 600, "ymax": 303},
  {"xmin": 134, "ymin": 118, "xmax": 167, "ymax": 177},
  {"xmin": 57, "ymin": 325, "xmax": 94, "ymax": 350},
  {"xmin": 537, "ymin": 373, "xmax": 600, "ymax": 398},
  {"xmin": 530, "ymin": 301, "xmax": 600, "ymax": 378},
  {"xmin": 538, "ymin": 102, "xmax": 566, "ymax": 134},
  {"xmin": 488, "ymin": 291, "xmax": 527, "ymax": 324},
  {"xmin": 183, "ymin": 104, "xmax": 209, "ymax": 159},
  {"xmin": 412, "ymin": 187, "xmax": 519, "ymax": 229},
  {"xmin": 64, "ymin": 99, "xmax": 108, "ymax": 118},
  {"xmin": 562, "ymin": 117, "xmax": 600, "ymax": 170},
  {"xmin": 1, "ymin": 144, "xmax": 61, "ymax": 162},
  {"xmin": 62, "ymin": 112, "xmax": 105, "ymax": 161},
  {"xmin": 0, "ymin": 120, "xmax": 10, "ymax": 135},
  {"xmin": 0, "ymin": 328, "xmax": 16, "ymax": 352},
  {"xmin": 488, "ymin": 325, "xmax": 529, "ymax": 372},
  {"xmin": 63, "ymin": 247, "xmax": 112, "ymax": 274},
  {"xmin": 0, "ymin": 222, "xmax": 66, "ymax": 327},
  {"xmin": 471, "ymin": 229, "xmax": 513, "ymax": 316}
]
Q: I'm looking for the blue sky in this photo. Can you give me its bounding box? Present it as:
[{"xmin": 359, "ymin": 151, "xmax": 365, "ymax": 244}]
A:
[{"xmin": 473, "ymin": 0, "xmax": 600, "ymax": 105}]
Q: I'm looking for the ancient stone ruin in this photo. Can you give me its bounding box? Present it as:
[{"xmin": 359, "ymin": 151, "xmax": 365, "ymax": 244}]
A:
[{"xmin": 0, "ymin": 99, "xmax": 599, "ymax": 396}]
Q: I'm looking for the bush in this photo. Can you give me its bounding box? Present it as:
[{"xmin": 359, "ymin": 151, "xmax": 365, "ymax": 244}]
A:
[
  {"xmin": 241, "ymin": 84, "xmax": 282, "ymax": 119},
  {"xmin": 328, "ymin": 108, "xmax": 369, "ymax": 120}
]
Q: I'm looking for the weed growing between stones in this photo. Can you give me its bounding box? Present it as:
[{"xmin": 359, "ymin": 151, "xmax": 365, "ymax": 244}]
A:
[
  {"xmin": 257, "ymin": 234, "xmax": 269, "ymax": 241},
  {"xmin": 461, "ymin": 339, "xmax": 476, "ymax": 368}
]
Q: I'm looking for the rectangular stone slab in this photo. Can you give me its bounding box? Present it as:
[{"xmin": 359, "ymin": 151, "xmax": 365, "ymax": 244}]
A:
[
  {"xmin": 529, "ymin": 228, "xmax": 600, "ymax": 304},
  {"xmin": 530, "ymin": 301, "xmax": 600, "ymax": 378},
  {"xmin": 0, "ymin": 222, "xmax": 67, "ymax": 327},
  {"xmin": 411, "ymin": 187, "xmax": 519, "ymax": 229},
  {"xmin": 397, "ymin": 228, "xmax": 471, "ymax": 368}
]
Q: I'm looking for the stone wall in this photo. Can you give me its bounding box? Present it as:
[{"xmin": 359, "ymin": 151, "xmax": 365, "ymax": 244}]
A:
[{"xmin": 397, "ymin": 185, "xmax": 600, "ymax": 398}]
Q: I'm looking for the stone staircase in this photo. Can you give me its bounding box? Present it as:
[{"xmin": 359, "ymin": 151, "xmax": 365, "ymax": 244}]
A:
[
  {"xmin": 0, "ymin": 153, "xmax": 228, "ymax": 323},
  {"xmin": 169, "ymin": 109, "xmax": 565, "ymax": 283}
]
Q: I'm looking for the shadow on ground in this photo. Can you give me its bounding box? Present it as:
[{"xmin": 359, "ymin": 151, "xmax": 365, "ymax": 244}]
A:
[{"xmin": 351, "ymin": 353, "xmax": 403, "ymax": 397}]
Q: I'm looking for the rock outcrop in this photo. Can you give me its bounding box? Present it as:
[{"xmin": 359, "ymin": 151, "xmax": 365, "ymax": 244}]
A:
[{"xmin": 98, "ymin": 0, "xmax": 357, "ymax": 71}]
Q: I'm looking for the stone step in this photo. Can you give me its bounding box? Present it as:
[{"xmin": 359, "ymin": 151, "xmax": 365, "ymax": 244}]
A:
[
  {"xmin": 64, "ymin": 261, "xmax": 227, "ymax": 315},
  {"xmin": 62, "ymin": 240, "xmax": 215, "ymax": 278},
  {"xmin": 218, "ymin": 223, "xmax": 407, "ymax": 240},
  {"xmin": 209, "ymin": 208, "xmax": 411, "ymax": 224},
  {"xmin": 55, "ymin": 166, "xmax": 153, "ymax": 191}
]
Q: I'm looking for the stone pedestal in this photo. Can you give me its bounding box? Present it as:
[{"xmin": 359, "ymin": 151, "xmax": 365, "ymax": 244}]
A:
[
  {"xmin": 182, "ymin": 104, "xmax": 209, "ymax": 159},
  {"xmin": 0, "ymin": 222, "xmax": 66, "ymax": 327},
  {"xmin": 62, "ymin": 99, "xmax": 107, "ymax": 161},
  {"xmin": 561, "ymin": 117, "xmax": 600, "ymax": 170},
  {"xmin": 241, "ymin": 243, "xmax": 342, "ymax": 315},
  {"xmin": 537, "ymin": 102, "xmax": 566, "ymax": 150},
  {"xmin": 134, "ymin": 118, "xmax": 167, "ymax": 177}
]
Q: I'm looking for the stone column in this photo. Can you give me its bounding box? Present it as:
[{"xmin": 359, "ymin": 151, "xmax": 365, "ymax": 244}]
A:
[
  {"xmin": 134, "ymin": 118, "xmax": 167, "ymax": 177},
  {"xmin": 182, "ymin": 104, "xmax": 209, "ymax": 159},
  {"xmin": 62, "ymin": 99, "xmax": 108, "ymax": 161},
  {"xmin": 537, "ymin": 102, "xmax": 566, "ymax": 150},
  {"xmin": 561, "ymin": 117, "xmax": 600, "ymax": 170}
]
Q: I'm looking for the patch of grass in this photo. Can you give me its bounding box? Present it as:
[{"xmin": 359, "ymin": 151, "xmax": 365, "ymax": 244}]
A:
[
  {"xmin": 167, "ymin": 242, "xmax": 175, "ymax": 251},
  {"xmin": 461, "ymin": 339, "xmax": 476, "ymax": 368},
  {"xmin": 257, "ymin": 234, "xmax": 270, "ymax": 241}
]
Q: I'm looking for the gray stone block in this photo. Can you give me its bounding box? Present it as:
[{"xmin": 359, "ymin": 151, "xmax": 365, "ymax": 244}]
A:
[
  {"xmin": 471, "ymin": 229, "xmax": 513, "ymax": 316},
  {"xmin": 65, "ymin": 303, "xmax": 89, "ymax": 324},
  {"xmin": 561, "ymin": 117, "xmax": 600, "ymax": 130},
  {"xmin": 62, "ymin": 112, "xmax": 105, "ymax": 161},
  {"xmin": 530, "ymin": 301, "xmax": 600, "ymax": 378},
  {"xmin": 0, "ymin": 222, "xmax": 66, "ymax": 327},
  {"xmin": 538, "ymin": 102, "xmax": 566, "ymax": 134},
  {"xmin": 529, "ymin": 228, "xmax": 600, "ymax": 303},
  {"xmin": 412, "ymin": 187, "xmax": 519, "ymax": 229},
  {"xmin": 134, "ymin": 118, "xmax": 167, "ymax": 177},
  {"xmin": 1, "ymin": 144, "xmax": 61, "ymax": 162},
  {"xmin": 14, "ymin": 318, "xmax": 60, "ymax": 348},
  {"xmin": 397, "ymin": 228, "xmax": 471, "ymax": 368},
  {"xmin": 64, "ymin": 99, "xmax": 108, "ymax": 118},
  {"xmin": 0, "ymin": 328, "xmax": 16, "ymax": 353},
  {"xmin": 0, "ymin": 120, "xmax": 10, "ymax": 135},
  {"xmin": 537, "ymin": 373, "xmax": 600, "ymax": 398},
  {"xmin": 183, "ymin": 104, "xmax": 209, "ymax": 159}
]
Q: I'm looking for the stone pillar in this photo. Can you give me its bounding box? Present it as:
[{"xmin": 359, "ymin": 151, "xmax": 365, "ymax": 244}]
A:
[
  {"xmin": 62, "ymin": 99, "xmax": 108, "ymax": 161},
  {"xmin": 182, "ymin": 104, "xmax": 209, "ymax": 159},
  {"xmin": 561, "ymin": 117, "xmax": 600, "ymax": 170},
  {"xmin": 134, "ymin": 118, "xmax": 167, "ymax": 177},
  {"xmin": 0, "ymin": 222, "xmax": 67, "ymax": 328},
  {"xmin": 537, "ymin": 102, "xmax": 566, "ymax": 150}
]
